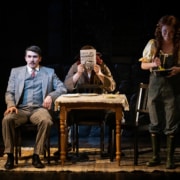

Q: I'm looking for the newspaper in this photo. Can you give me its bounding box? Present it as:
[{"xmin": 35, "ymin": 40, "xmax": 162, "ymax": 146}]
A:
[{"xmin": 80, "ymin": 49, "xmax": 96, "ymax": 70}]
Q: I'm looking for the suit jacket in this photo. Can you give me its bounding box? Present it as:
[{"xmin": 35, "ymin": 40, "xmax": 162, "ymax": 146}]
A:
[{"xmin": 5, "ymin": 65, "xmax": 67, "ymax": 109}]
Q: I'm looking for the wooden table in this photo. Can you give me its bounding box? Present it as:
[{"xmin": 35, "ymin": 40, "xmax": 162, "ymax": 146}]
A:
[{"xmin": 55, "ymin": 93, "xmax": 129, "ymax": 166}]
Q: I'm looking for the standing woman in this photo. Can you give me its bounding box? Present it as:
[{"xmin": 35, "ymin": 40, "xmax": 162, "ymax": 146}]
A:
[{"xmin": 139, "ymin": 15, "xmax": 180, "ymax": 169}]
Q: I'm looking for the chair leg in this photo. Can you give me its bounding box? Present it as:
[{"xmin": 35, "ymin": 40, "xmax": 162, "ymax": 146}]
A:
[
  {"xmin": 75, "ymin": 124, "xmax": 79, "ymax": 156},
  {"xmin": 110, "ymin": 128, "xmax": 115, "ymax": 162},
  {"xmin": 72, "ymin": 124, "xmax": 76, "ymax": 152},
  {"xmin": 100, "ymin": 122, "xmax": 105, "ymax": 156},
  {"xmin": 44, "ymin": 137, "xmax": 51, "ymax": 164},
  {"xmin": 15, "ymin": 127, "xmax": 22, "ymax": 164},
  {"xmin": 48, "ymin": 136, "xmax": 51, "ymax": 164},
  {"xmin": 134, "ymin": 126, "xmax": 138, "ymax": 165},
  {"xmin": 15, "ymin": 129, "xmax": 18, "ymax": 164}
]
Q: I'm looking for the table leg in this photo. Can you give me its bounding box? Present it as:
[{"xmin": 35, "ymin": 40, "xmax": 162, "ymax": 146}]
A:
[
  {"xmin": 115, "ymin": 107, "xmax": 122, "ymax": 166},
  {"xmin": 59, "ymin": 106, "xmax": 67, "ymax": 165}
]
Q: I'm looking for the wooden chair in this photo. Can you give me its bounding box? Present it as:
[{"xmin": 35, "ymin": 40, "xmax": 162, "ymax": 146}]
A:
[
  {"xmin": 75, "ymin": 84, "xmax": 103, "ymax": 94},
  {"xmin": 72, "ymin": 110, "xmax": 105, "ymax": 157},
  {"xmin": 133, "ymin": 82, "xmax": 149, "ymax": 165},
  {"xmin": 108, "ymin": 83, "xmax": 149, "ymax": 165},
  {"xmin": 71, "ymin": 84, "xmax": 106, "ymax": 157},
  {"xmin": 15, "ymin": 123, "xmax": 51, "ymax": 165}
]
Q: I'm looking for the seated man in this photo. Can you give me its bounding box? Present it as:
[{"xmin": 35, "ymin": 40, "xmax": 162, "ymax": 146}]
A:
[{"xmin": 2, "ymin": 45, "xmax": 67, "ymax": 170}]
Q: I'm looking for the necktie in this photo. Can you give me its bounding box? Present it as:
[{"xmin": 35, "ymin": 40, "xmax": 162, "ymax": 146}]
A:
[{"xmin": 31, "ymin": 69, "xmax": 36, "ymax": 78}]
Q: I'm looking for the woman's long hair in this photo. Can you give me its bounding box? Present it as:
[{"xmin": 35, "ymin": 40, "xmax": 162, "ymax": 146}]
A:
[{"xmin": 154, "ymin": 15, "xmax": 180, "ymax": 63}]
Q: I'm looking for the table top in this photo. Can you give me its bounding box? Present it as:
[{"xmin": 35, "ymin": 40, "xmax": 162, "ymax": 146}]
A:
[{"xmin": 55, "ymin": 93, "xmax": 129, "ymax": 111}]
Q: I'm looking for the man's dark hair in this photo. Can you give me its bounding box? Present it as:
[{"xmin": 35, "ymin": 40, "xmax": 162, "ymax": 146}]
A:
[
  {"xmin": 25, "ymin": 45, "xmax": 42, "ymax": 56},
  {"xmin": 80, "ymin": 45, "xmax": 96, "ymax": 50}
]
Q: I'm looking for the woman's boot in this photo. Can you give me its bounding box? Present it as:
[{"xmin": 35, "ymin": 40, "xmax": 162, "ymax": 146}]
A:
[
  {"xmin": 146, "ymin": 133, "xmax": 161, "ymax": 166},
  {"xmin": 166, "ymin": 135, "xmax": 175, "ymax": 169}
]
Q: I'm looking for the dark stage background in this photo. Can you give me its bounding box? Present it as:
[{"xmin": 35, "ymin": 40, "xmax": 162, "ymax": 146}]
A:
[{"xmin": 0, "ymin": 0, "xmax": 179, "ymax": 136}]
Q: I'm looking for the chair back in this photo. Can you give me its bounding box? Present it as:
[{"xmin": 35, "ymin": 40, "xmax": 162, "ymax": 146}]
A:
[
  {"xmin": 135, "ymin": 83, "xmax": 149, "ymax": 125},
  {"xmin": 76, "ymin": 84, "xmax": 103, "ymax": 94},
  {"xmin": 133, "ymin": 82, "xmax": 149, "ymax": 165}
]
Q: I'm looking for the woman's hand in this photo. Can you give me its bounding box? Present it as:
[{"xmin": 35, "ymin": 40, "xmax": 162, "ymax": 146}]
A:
[
  {"xmin": 168, "ymin": 66, "xmax": 180, "ymax": 77},
  {"xmin": 152, "ymin": 57, "xmax": 161, "ymax": 68}
]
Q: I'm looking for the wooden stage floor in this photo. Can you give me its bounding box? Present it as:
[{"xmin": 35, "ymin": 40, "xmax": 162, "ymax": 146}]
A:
[{"xmin": 0, "ymin": 134, "xmax": 180, "ymax": 173}]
